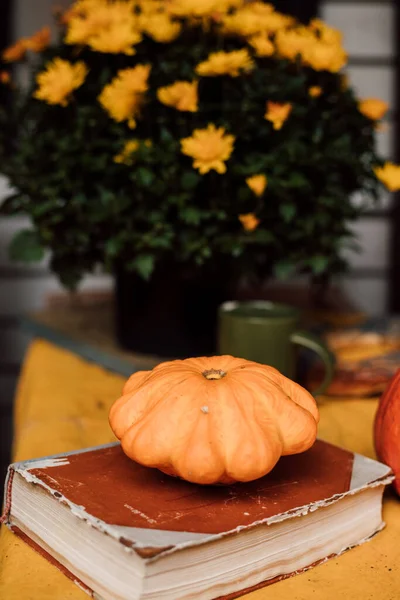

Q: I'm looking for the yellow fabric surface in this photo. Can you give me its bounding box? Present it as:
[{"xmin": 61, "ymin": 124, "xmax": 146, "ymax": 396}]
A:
[{"xmin": 1, "ymin": 339, "xmax": 399, "ymax": 599}]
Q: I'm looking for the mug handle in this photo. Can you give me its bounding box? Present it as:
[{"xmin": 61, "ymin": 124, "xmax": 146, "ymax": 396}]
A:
[{"xmin": 290, "ymin": 330, "xmax": 335, "ymax": 397}]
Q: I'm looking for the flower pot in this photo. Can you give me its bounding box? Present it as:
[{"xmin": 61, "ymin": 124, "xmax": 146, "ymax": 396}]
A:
[{"xmin": 114, "ymin": 264, "xmax": 236, "ymax": 358}]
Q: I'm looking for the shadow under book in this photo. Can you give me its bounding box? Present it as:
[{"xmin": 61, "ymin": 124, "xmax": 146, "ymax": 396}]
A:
[{"xmin": 1, "ymin": 439, "xmax": 394, "ymax": 600}]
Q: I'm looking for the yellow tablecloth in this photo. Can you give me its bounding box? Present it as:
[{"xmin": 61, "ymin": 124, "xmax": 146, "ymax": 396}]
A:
[{"xmin": 0, "ymin": 340, "xmax": 399, "ymax": 599}]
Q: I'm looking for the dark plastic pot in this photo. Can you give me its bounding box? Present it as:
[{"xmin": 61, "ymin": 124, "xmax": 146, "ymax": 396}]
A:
[{"xmin": 114, "ymin": 263, "xmax": 236, "ymax": 358}]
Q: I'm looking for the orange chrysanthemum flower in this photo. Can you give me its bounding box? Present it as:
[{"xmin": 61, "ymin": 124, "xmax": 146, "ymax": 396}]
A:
[
  {"xmin": 196, "ymin": 49, "xmax": 254, "ymax": 78},
  {"xmin": 309, "ymin": 86, "xmax": 322, "ymax": 98},
  {"xmin": 239, "ymin": 213, "xmax": 260, "ymax": 231},
  {"xmin": 157, "ymin": 81, "xmax": 198, "ymax": 112},
  {"xmin": 34, "ymin": 58, "xmax": 88, "ymax": 107},
  {"xmin": 181, "ymin": 124, "xmax": 235, "ymax": 174},
  {"xmin": 2, "ymin": 40, "xmax": 27, "ymax": 62},
  {"xmin": 374, "ymin": 163, "xmax": 400, "ymax": 192},
  {"xmin": 98, "ymin": 65, "xmax": 151, "ymax": 128},
  {"xmin": 246, "ymin": 175, "xmax": 268, "ymax": 196},
  {"xmin": 265, "ymin": 101, "xmax": 292, "ymax": 130},
  {"xmin": 359, "ymin": 98, "xmax": 388, "ymax": 121},
  {"xmin": 248, "ymin": 35, "xmax": 275, "ymax": 57},
  {"xmin": 25, "ymin": 27, "xmax": 51, "ymax": 52}
]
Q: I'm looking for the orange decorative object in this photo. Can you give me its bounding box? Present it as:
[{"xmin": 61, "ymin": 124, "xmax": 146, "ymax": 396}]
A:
[
  {"xmin": 109, "ymin": 356, "xmax": 319, "ymax": 485},
  {"xmin": 374, "ymin": 369, "xmax": 400, "ymax": 496}
]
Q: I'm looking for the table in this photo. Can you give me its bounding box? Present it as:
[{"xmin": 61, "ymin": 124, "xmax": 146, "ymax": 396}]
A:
[{"xmin": 0, "ymin": 339, "xmax": 399, "ymax": 599}]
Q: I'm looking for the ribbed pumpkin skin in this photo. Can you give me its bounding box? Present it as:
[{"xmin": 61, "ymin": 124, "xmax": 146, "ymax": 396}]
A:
[
  {"xmin": 109, "ymin": 355, "xmax": 319, "ymax": 485},
  {"xmin": 374, "ymin": 369, "xmax": 400, "ymax": 496}
]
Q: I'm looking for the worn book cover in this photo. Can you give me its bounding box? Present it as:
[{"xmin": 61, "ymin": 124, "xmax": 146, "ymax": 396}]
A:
[{"xmin": 2, "ymin": 440, "xmax": 393, "ymax": 600}]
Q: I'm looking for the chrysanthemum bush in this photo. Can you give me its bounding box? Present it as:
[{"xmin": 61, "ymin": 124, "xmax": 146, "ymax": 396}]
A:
[{"xmin": 0, "ymin": 0, "xmax": 399, "ymax": 288}]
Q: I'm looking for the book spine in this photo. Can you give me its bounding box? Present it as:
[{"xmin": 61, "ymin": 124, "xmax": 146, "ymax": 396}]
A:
[{"xmin": 0, "ymin": 467, "xmax": 14, "ymax": 525}]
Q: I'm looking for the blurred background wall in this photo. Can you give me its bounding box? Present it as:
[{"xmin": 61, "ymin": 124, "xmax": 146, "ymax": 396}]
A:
[
  {"xmin": 320, "ymin": 0, "xmax": 396, "ymax": 317},
  {"xmin": 0, "ymin": 0, "xmax": 397, "ymax": 424}
]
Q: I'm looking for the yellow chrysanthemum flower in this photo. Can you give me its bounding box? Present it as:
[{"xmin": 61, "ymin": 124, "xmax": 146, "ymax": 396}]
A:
[
  {"xmin": 142, "ymin": 14, "xmax": 181, "ymax": 43},
  {"xmin": 89, "ymin": 21, "xmax": 142, "ymax": 54},
  {"xmin": 98, "ymin": 65, "xmax": 151, "ymax": 128},
  {"xmin": 137, "ymin": 0, "xmax": 167, "ymax": 15},
  {"xmin": 223, "ymin": 8, "xmax": 292, "ymax": 37},
  {"xmin": 114, "ymin": 140, "xmax": 140, "ymax": 164},
  {"xmin": 239, "ymin": 213, "xmax": 260, "ymax": 231},
  {"xmin": 196, "ymin": 49, "xmax": 254, "ymax": 78},
  {"xmin": 2, "ymin": 40, "xmax": 27, "ymax": 62},
  {"xmin": 60, "ymin": 0, "xmax": 108, "ymax": 25},
  {"xmin": 169, "ymin": 0, "xmax": 242, "ymax": 18},
  {"xmin": 157, "ymin": 81, "xmax": 198, "ymax": 112},
  {"xmin": 65, "ymin": 0, "xmax": 141, "ymax": 55},
  {"xmin": 246, "ymin": 2, "xmax": 274, "ymax": 15},
  {"xmin": 65, "ymin": 0, "xmax": 121, "ymax": 44},
  {"xmin": 246, "ymin": 174, "xmax": 267, "ymax": 196},
  {"xmin": 309, "ymin": 86, "xmax": 322, "ymax": 98},
  {"xmin": 64, "ymin": 17, "xmax": 96, "ymax": 45},
  {"xmin": 223, "ymin": 12, "xmax": 265, "ymax": 37},
  {"xmin": 359, "ymin": 98, "xmax": 388, "ymax": 121},
  {"xmin": 115, "ymin": 139, "xmax": 152, "ymax": 164},
  {"xmin": 24, "ymin": 27, "xmax": 51, "ymax": 52},
  {"xmin": 59, "ymin": 6, "xmax": 76, "ymax": 25},
  {"xmin": 265, "ymin": 101, "xmax": 292, "ymax": 130},
  {"xmin": 34, "ymin": 58, "xmax": 88, "ymax": 107},
  {"xmin": 374, "ymin": 163, "xmax": 400, "ymax": 192},
  {"xmin": 303, "ymin": 41, "xmax": 347, "ymax": 73},
  {"xmin": 248, "ymin": 35, "xmax": 275, "ymax": 57},
  {"xmin": 275, "ymin": 27, "xmax": 316, "ymax": 61},
  {"xmin": 67, "ymin": 0, "xmax": 105, "ymax": 15},
  {"xmin": 181, "ymin": 124, "xmax": 235, "ymax": 175}
]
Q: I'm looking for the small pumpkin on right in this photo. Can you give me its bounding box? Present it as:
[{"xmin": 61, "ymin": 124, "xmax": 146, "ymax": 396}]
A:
[{"xmin": 374, "ymin": 368, "xmax": 400, "ymax": 496}]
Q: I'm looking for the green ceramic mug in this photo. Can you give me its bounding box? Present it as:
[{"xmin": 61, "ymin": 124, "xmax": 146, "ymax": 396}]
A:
[{"xmin": 218, "ymin": 300, "xmax": 335, "ymax": 396}]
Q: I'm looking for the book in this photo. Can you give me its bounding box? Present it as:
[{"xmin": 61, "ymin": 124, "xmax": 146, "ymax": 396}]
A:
[
  {"xmin": 306, "ymin": 320, "xmax": 400, "ymax": 398},
  {"xmin": 1, "ymin": 440, "xmax": 393, "ymax": 600}
]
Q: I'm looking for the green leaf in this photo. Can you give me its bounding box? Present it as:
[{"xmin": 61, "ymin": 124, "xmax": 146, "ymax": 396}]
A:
[
  {"xmin": 105, "ymin": 238, "xmax": 123, "ymax": 258},
  {"xmin": 31, "ymin": 200, "xmax": 59, "ymax": 218},
  {"xmin": 181, "ymin": 171, "xmax": 200, "ymax": 190},
  {"xmin": 319, "ymin": 196, "xmax": 336, "ymax": 207},
  {"xmin": 160, "ymin": 127, "xmax": 174, "ymax": 143},
  {"xmin": 252, "ymin": 229, "xmax": 274, "ymax": 243},
  {"xmin": 9, "ymin": 230, "xmax": 45, "ymax": 263},
  {"xmin": 180, "ymin": 207, "xmax": 202, "ymax": 225},
  {"xmin": 99, "ymin": 189, "xmax": 116, "ymax": 205},
  {"xmin": 167, "ymin": 192, "xmax": 191, "ymax": 206},
  {"xmin": 232, "ymin": 245, "xmax": 243, "ymax": 257},
  {"xmin": 132, "ymin": 254, "xmax": 155, "ymax": 280},
  {"xmin": 279, "ymin": 203, "xmax": 296, "ymax": 222},
  {"xmin": 286, "ymin": 173, "xmax": 309, "ymax": 189},
  {"xmin": 273, "ymin": 259, "xmax": 296, "ymax": 280},
  {"xmin": 308, "ymin": 255, "xmax": 329, "ymax": 275},
  {"xmin": 148, "ymin": 233, "xmax": 173, "ymax": 249},
  {"xmin": 148, "ymin": 210, "xmax": 165, "ymax": 224},
  {"xmin": 136, "ymin": 167, "xmax": 155, "ymax": 188}
]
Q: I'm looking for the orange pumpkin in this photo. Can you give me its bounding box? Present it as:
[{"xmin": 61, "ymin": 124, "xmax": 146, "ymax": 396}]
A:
[
  {"xmin": 109, "ymin": 355, "xmax": 319, "ymax": 485},
  {"xmin": 374, "ymin": 368, "xmax": 400, "ymax": 496}
]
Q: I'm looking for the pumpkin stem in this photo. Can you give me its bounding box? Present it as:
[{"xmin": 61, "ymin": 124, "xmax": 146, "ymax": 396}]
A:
[{"xmin": 202, "ymin": 369, "xmax": 226, "ymax": 380}]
